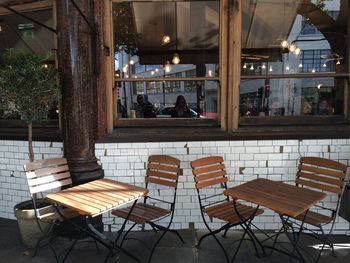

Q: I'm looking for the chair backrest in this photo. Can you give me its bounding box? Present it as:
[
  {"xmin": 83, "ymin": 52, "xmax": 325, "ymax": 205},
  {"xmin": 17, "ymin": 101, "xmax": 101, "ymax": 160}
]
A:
[
  {"xmin": 146, "ymin": 155, "xmax": 181, "ymax": 189},
  {"xmin": 296, "ymin": 157, "xmax": 347, "ymax": 196},
  {"xmin": 190, "ymin": 156, "xmax": 228, "ymax": 190},
  {"xmin": 24, "ymin": 158, "xmax": 72, "ymax": 196}
]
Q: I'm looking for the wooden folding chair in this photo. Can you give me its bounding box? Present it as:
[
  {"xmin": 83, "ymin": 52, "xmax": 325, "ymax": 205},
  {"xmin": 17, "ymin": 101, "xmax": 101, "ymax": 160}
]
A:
[
  {"xmin": 112, "ymin": 155, "xmax": 185, "ymax": 263},
  {"xmin": 190, "ymin": 156, "xmax": 264, "ymax": 263},
  {"xmin": 275, "ymin": 156, "xmax": 347, "ymax": 262},
  {"xmin": 24, "ymin": 158, "xmax": 81, "ymax": 263}
]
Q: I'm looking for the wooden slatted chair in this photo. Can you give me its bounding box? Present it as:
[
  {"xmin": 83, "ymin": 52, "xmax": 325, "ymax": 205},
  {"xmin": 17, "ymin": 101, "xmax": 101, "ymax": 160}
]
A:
[
  {"xmin": 284, "ymin": 157, "xmax": 347, "ymax": 262},
  {"xmin": 190, "ymin": 156, "xmax": 264, "ymax": 263},
  {"xmin": 24, "ymin": 158, "xmax": 80, "ymax": 263},
  {"xmin": 112, "ymin": 155, "xmax": 185, "ymax": 263}
]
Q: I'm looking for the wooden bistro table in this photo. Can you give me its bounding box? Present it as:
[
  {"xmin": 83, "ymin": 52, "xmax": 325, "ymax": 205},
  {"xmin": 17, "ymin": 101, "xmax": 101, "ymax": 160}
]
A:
[
  {"xmin": 46, "ymin": 178, "xmax": 149, "ymax": 263},
  {"xmin": 224, "ymin": 178, "xmax": 326, "ymax": 262}
]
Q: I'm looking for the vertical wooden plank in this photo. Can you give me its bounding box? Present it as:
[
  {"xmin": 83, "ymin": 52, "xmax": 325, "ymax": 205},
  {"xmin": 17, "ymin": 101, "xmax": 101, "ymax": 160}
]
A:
[
  {"xmin": 104, "ymin": 0, "xmax": 114, "ymax": 133},
  {"xmin": 227, "ymin": 0, "xmax": 241, "ymax": 131},
  {"xmin": 220, "ymin": 0, "xmax": 228, "ymax": 131}
]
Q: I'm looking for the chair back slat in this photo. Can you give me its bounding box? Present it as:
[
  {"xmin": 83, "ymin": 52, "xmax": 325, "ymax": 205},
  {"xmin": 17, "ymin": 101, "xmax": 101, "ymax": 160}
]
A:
[
  {"xmin": 146, "ymin": 155, "xmax": 180, "ymax": 188},
  {"xmin": 29, "ymin": 178, "xmax": 73, "ymax": 195},
  {"xmin": 191, "ymin": 156, "xmax": 224, "ymax": 168},
  {"xmin": 298, "ymin": 164, "xmax": 345, "ymax": 179},
  {"xmin": 296, "ymin": 157, "xmax": 347, "ymax": 195},
  {"xmin": 196, "ymin": 177, "xmax": 228, "ymax": 189},
  {"xmin": 191, "ymin": 156, "xmax": 228, "ymax": 189},
  {"xmin": 24, "ymin": 158, "xmax": 72, "ymax": 195},
  {"xmin": 146, "ymin": 176, "xmax": 177, "ymax": 188}
]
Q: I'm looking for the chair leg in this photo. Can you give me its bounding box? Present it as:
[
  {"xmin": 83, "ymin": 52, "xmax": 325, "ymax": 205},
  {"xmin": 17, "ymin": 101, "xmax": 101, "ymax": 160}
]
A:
[
  {"xmin": 229, "ymin": 227, "xmax": 249, "ymax": 263},
  {"xmin": 316, "ymin": 224, "xmax": 336, "ymax": 263},
  {"xmin": 61, "ymin": 239, "xmax": 78, "ymax": 263},
  {"xmin": 147, "ymin": 229, "xmax": 168, "ymax": 263},
  {"xmin": 150, "ymin": 223, "xmax": 185, "ymax": 244},
  {"xmin": 120, "ymin": 222, "xmax": 137, "ymax": 247}
]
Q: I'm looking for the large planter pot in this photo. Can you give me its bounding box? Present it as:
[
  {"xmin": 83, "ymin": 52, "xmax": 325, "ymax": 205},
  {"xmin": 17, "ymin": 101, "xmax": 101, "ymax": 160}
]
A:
[{"xmin": 14, "ymin": 199, "xmax": 55, "ymax": 248}]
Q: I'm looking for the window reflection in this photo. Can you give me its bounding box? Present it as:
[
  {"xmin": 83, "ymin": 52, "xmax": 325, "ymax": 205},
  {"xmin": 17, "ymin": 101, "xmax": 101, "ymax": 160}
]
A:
[
  {"xmin": 240, "ymin": 0, "xmax": 348, "ymax": 119},
  {"xmin": 113, "ymin": 1, "xmax": 219, "ymax": 120}
]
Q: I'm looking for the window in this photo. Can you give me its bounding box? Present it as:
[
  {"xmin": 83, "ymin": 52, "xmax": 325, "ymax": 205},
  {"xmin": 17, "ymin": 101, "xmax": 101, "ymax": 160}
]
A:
[
  {"xmin": 240, "ymin": 0, "xmax": 348, "ymax": 124},
  {"xmin": 113, "ymin": 0, "xmax": 219, "ymax": 122}
]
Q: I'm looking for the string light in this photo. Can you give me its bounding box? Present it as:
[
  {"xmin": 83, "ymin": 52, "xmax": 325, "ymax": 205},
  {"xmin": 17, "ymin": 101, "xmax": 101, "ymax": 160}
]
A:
[
  {"xmin": 155, "ymin": 68, "xmax": 159, "ymax": 72},
  {"xmin": 312, "ymin": 68, "xmax": 316, "ymax": 73},
  {"xmin": 281, "ymin": 40, "xmax": 288, "ymax": 48},
  {"xmin": 42, "ymin": 63, "xmax": 48, "ymax": 69},
  {"xmin": 285, "ymin": 65, "xmax": 290, "ymax": 71},
  {"xmin": 122, "ymin": 64, "xmax": 128, "ymax": 73},
  {"xmin": 172, "ymin": 53, "xmax": 180, "ymax": 64},
  {"xmin": 151, "ymin": 70, "xmax": 155, "ymax": 75},
  {"xmin": 295, "ymin": 48, "xmax": 301, "ymax": 55},
  {"xmin": 336, "ymin": 60, "xmax": 341, "ymax": 65},
  {"xmin": 250, "ymin": 64, "xmax": 254, "ymax": 70},
  {"xmin": 262, "ymin": 63, "xmax": 266, "ymax": 69},
  {"xmin": 161, "ymin": 35, "xmax": 171, "ymax": 45},
  {"xmin": 129, "ymin": 59, "xmax": 135, "ymax": 65},
  {"xmin": 298, "ymin": 63, "xmax": 303, "ymax": 68},
  {"xmin": 164, "ymin": 61, "xmax": 171, "ymax": 73},
  {"xmin": 208, "ymin": 70, "xmax": 213, "ymax": 77},
  {"xmin": 317, "ymin": 84, "xmax": 322, "ymax": 90},
  {"xmin": 289, "ymin": 43, "xmax": 296, "ymax": 53},
  {"xmin": 243, "ymin": 63, "xmax": 247, "ymax": 69},
  {"xmin": 322, "ymin": 62, "xmax": 327, "ymax": 68},
  {"xmin": 269, "ymin": 66, "xmax": 273, "ymax": 72}
]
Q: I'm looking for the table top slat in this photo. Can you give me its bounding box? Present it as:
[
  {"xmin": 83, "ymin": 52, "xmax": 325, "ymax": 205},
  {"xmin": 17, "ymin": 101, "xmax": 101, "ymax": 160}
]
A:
[
  {"xmin": 74, "ymin": 184, "xmax": 126, "ymax": 204},
  {"xmin": 94, "ymin": 179, "xmax": 146, "ymax": 198}
]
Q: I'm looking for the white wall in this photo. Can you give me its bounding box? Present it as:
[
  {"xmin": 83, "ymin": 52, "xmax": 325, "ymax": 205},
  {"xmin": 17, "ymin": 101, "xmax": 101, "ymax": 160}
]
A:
[{"xmin": 1, "ymin": 139, "xmax": 349, "ymax": 234}]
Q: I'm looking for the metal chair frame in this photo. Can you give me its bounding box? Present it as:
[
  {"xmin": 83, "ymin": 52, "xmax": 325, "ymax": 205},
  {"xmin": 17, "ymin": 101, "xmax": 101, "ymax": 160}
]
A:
[
  {"xmin": 190, "ymin": 156, "xmax": 265, "ymax": 263},
  {"xmin": 112, "ymin": 155, "xmax": 185, "ymax": 263},
  {"xmin": 24, "ymin": 158, "xmax": 83, "ymax": 263},
  {"xmin": 271, "ymin": 156, "xmax": 347, "ymax": 262}
]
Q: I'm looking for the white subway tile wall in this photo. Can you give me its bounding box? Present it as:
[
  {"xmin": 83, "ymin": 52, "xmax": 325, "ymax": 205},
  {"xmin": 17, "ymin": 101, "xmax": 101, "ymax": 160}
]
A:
[{"xmin": 0, "ymin": 139, "xmax": 349, "ymax": 234}]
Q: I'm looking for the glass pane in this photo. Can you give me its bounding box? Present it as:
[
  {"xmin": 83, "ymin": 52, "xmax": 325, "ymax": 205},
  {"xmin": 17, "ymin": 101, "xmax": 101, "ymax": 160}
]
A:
[
  {"xmin": 240, "ymin": 77, "xmax": 346, "ymax": 117},
  {"xmin": 116, "ymin": 80, "xmax": 218, "ymax": 119},
  {"xmin": 113, "ymin": 1, "xmax": 219, "ymax": 79},
  {"xmin": 241, "ymin": 0, "xmax": 348, "ymax": 75}
]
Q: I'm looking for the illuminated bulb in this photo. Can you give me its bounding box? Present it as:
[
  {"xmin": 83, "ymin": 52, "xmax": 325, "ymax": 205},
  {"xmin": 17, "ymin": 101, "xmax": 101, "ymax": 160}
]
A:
[
  {"xmin": 322, "ymin": 62, "xmax": 327, "ymax": 68},
  {"xmin": 122, "ymin": 64, "xmax": 128, "ymax": 73},
  {"xmin": 164, "ymin": 61, "xmax": 171, "ymax": 73},
  {"xmin": 42, "ymin": 63, "xmax": 48, "ymax": 69},
  {"xmin": 129, "ymin": 59, "xmax": 134, "ymax": 65},
  {"xmin": 281, "ymin": 40, "xmax": 288, "ymax": 48},
  {"xmin": 286, "ymin": 65, "xmax": 290, "ymax": 71},
  {"xmin": 250, "ymin": 65, "xmax": 254, "ymax": 70},
  {"xmin": 125, "ymin": 74, "xmax": 129, "ymax": 78},
  {"xmin": 336, "ymin": 60, "xmax": 340, "ymax": 65},
  {"xmin": 134, "ymin": 76, "xmax": 138, "ymax": 78},
  {"xmin": 151, "ymin": 71, "xmax": 155, "ymax": 75},
  {"xmin": 298, "ymin": 63, "xmax": 303, "ymax": 68},
  {"xmin": 115, "ymin": 73, "xmax": 120, "ymax": 77},
  {"xmin": 312, "ymin": 68, "xmax": 316, "ymax": 73},
  {"xmin": 0, "ymin": 25, "xmax": 2, "ymax": 32},
  {"xmin": 208, "ymin": 70, "xmax": 213, "ymax": 77},
  {"xmin": 269, "ymin": 66, "xmax": 273, "ymax": 72},
  {"xmin": 243, "ymin": 63, "xmax": 247, "ymax": 69},
  {"xmin": 295, "ymin": 48, "xmax": 301, "ymax": 55},
  {"xmin": 289, "ymin": 44, "xmax": 296, "ymax": 53},
  {"xmin": 155, "ymin": 68, "xmax": 159, "ymax": 72},
  {"xmin": 161, "ymin": 35, "xmax": 171, "ymax": 45},
  {"xmin": 262, "ymin": 63, "xmax": 266, "ymax": 69},
  {"xmin": 56, "ymin": 109, "xmax": 59, "ymax": 114},
  {"xmin": 317, "ymin": 84, "xmax": 322, "ymax": 90},
  {"xmin": 172, "ymin": 53, "xmax": 180, "ymax": 64}
]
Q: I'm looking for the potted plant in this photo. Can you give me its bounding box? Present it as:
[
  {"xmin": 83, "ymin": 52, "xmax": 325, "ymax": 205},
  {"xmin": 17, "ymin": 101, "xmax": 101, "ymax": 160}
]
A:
[{"xmin": 0, "ymin": 48, "xmax": 61, "ymax": 248}]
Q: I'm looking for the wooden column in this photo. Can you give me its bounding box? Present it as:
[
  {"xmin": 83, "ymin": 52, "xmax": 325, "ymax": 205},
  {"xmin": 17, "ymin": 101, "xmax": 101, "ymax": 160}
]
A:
[
  {"xmin": 56, "ymin": 0, "xmax": 103, "ymax": 185},
  {"xmin": 227, "ymin": 0, "xmax": 241, "ymax": 131}
]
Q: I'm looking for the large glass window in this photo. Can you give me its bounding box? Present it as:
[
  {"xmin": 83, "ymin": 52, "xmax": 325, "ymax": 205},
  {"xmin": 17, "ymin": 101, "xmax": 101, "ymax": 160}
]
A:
[
  {"xmin": 113, "ymin": 0, "xmax": 219, "ymax": 120},
  {"xmin": 240, "ymin": 0, "xmax": 348, "ymax": 122}
]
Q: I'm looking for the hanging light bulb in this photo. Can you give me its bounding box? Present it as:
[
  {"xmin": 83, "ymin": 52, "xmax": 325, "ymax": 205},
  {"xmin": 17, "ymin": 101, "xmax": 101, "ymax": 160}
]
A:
[
  {"xmin": 281, "ymin": 40, "xmax": 288, "ymax": 48},
  {"xmin": 151, "ymin": 70, "xmax": 155, "ymax": 75},
  {"xmin": 312, "ymin": 68, "xmax": 316, "ymax": 73},
  {"xmin": 155, "ymin": 68, "xmax": 159, "ymax": 72},
  {"xmin": 161, "ymin": 35, "xmax": 171, "ymax": 45},
  {"xmin": 294, "ymin": 48, "xmax": 301, "ymax": 55},
  {"xmin": 164, "ymin": 61, "xmax": 171, "ymax": 73},
  {"xmin": 298, "ymin": 63, "xmax": 303, "ymax": 68},
  {"xmin": 129, "ymin": 59, "xmax": 135, "ymax": 65},
  {"xmin": 250, "ymin": 64, "xmax": 254, "ymax": 70},
  {"xmin": 289, "ymin": 43, "xmax": 296, "ymax": 53},
  {"xmin": 262, "ymin": 63, "xmax": 266, "ymax": 69},
  {"xmin": 322, "ymin": 62, "xmax": 327, "ymax": 68},
  {"xmin": 172, "ymin": 53, "xmax": 180, "ymax": 64},
  {"xmin": 285, "ymin": 65, "xmax": 290, "ymax": 71},
  {"xmin": 269, "ymin": 66, "xmax": 273, "ymax": 72},
  {"xmin": 0, "ymin": 24, "xmax": 2, "ymax": 33},
  {"xmin": 208, "ymin": 70, "xmax": 213, "ymax": 77},
  {"xmin": 336, "ymin": 60, "xmax": 341, "ymax": 65},
  {"xmin": 317, "ymin": 84, "xmax": 322, "ymax": 90},
  {"xmin": 243, "ymin": 63, "xmax": 247, "ymax": 69},
  {"xmin": 122, "ymin": 64, "xmax": 128, "ymax": 73}
]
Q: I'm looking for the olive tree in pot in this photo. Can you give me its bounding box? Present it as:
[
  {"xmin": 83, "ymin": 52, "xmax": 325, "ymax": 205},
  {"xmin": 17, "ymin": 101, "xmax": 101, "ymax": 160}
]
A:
[{"xmin": 0, "ymin": 49, "xmax": 61, "ymax": 248}]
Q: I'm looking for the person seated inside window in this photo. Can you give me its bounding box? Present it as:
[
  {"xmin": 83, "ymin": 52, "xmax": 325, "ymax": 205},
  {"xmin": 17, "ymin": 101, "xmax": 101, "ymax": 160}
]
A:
[
  {"xmin": 136, "ymin": 94, "xmax": 156, "ymax": 118},
  {"xmin": 318, "ymin": 99, "xmax": 333, "ymax": 115},
  {"xmin": 171, "ymin": 95, "xmax": 192, "ymax": 118}
]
